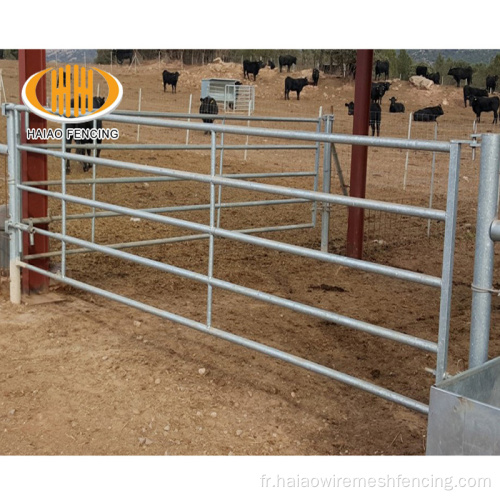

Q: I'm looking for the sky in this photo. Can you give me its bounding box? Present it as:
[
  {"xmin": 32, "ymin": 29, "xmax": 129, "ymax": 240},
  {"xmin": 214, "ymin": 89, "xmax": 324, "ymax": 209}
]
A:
[{"xmin": 3, "ymin": 2, "xmax": 498, "ymax": 51}]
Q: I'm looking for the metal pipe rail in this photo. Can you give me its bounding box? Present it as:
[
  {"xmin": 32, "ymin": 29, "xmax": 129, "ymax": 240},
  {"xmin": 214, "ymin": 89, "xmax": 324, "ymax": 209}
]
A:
[
  {"xmin": 22, "ymin": 222, "xmax": 315, "ymax": 261},
  {"xmin": 19, "ymin": 144, "xmax": 447, "ymax": 221},
  {"xmin": 16, "ymin": 183, "xmax": 443, "ymax": 289},
  {"xmin": 14, "ymin": 259, "xmax": 429, "ymax": 415},
  {"xmin": 5, "ymin": 103, "xmax": 452, "ymax": 152},
  {"xmin": 23, "ymin": 171, "xmax": 317, "ymax": 188},
  {"xmin": 104, "ymin": 112, "xmax": 453, "ymax": 152},
  {"xmin": 113, "ymin": 109, "xmax": 323, "ymax": 124},
  {"xmin": 13, "ymin": 220, "xmax": 438, "ymax": 353},
  {"xmin": 34, "ymin": 143, "xmax": 319, "ymax": 151},
  {"xmin": 24, "ymin": 198, "xmax": 311, "ymax": 225}
]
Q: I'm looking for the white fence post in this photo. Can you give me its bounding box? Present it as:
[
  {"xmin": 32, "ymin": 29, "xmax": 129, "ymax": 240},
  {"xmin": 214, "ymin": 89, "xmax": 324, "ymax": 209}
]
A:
[
  {"xmin": 427, "ymin": 122, "xmax": 438, "ymax": 237},
  {"xmin": 186, "ymin": 94, "xmax": 193, "ymax": 145},
  {"xmin": 136, "ymin": 89, "xmax": 142, "ymax": 141},
  {"xmin": 244, "ymin": 100, "xmax": 252, "ymax": 161},
  {"xmin": 403, "ymin": 112, "xmax": 413, "ymax": 190}
]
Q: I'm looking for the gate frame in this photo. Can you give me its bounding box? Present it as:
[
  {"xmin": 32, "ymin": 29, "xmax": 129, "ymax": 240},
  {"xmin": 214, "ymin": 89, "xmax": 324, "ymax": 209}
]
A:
[{"xmin": 2, "ymin": 104, "xmax": 475, "ymax": 414}]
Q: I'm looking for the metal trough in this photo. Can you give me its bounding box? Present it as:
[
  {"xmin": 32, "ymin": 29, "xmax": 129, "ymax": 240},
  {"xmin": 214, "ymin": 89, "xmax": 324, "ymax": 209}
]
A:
[{"xmin": 426, "ymin": 356, "xmax": 500, "ymax": 455}]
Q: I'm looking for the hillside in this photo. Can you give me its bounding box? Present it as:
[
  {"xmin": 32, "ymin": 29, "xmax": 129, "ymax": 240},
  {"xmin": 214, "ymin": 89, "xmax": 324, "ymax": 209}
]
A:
[
  {"xmin": 406, "ymin": 49, "xmax": 500, "ymax": 65},
  {"xmin": 43, "ymin": 49, "xmax": 500, "ymax": 67}
]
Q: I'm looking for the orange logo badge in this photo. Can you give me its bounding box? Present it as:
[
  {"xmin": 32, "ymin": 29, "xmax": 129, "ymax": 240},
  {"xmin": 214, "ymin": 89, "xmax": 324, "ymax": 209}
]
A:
[{"xmin": 22, "ymin": 64, "xmax": 123, "ymax": 123}]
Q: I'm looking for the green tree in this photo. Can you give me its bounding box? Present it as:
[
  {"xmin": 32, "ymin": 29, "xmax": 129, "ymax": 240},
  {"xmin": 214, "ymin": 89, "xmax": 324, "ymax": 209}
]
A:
[
  {"xmin": 433, "ymin": 53, "xmax": 446, "ymax": 77},
  {"xmin": 396, "ymin": 50, "xmax": 413, "ymax": 80}
]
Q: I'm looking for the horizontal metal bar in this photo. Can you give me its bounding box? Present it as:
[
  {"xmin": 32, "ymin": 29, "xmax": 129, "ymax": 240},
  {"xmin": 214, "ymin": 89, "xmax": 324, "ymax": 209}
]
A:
[
  {"xmin": 15, "ymin": 259, "xmax": 429, "ymax": 414},
  {"xmin": 16, "ymin": 185, "xmax": 442, "ymax": 289},
  {"xmin": 19, "ymin": 223, "xmax": 437, "ymax": 353},
  {"xmin": 6, "ymin": 103, "xmax": 451, "ymax": 152},
  {"xmin": 23, "ymin": 171, "xmax": 316, "ymax": 187},
  {"xmin": 18, "ymin": 145, "xmax": 447, "ymax": 221},
  {"xmin": 24, "ymin": 198, "xmax": 310, "ymax": 225},
  {"xmin": 36, "ymin": 143, "xmax": 317, "ymax": 151},
  {"xmin": 104, "ymin": 113, "xmax": 452, "ymax": 152},
  {"xmin": 23, "ymin": 222, "xmax": 315, "ymax": 259},
  {"xmin": 18, "ymin": 222, "xmax": 438, "ymax": 353},
  {"xmin": 114, "ymin": 109, "xmax": 322, "ymax": 123},
  {"xmin": 0, "ymin": 143, "xmax": 8, "ymax": 155}
]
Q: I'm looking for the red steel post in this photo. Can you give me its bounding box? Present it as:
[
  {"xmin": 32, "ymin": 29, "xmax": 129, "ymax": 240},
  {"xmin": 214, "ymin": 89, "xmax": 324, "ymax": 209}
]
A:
[
  {"xmin": 18, "ymin": 50, "xmax": 50, "ymax": 293},
  {"xmin": 346, "ymin": 49, "xmax": 374, "ymax": 259}
]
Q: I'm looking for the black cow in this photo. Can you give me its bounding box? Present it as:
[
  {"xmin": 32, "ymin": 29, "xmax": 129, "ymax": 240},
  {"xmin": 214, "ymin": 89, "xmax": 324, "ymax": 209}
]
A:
[
  {"xmin": 486, "ymin": 75, "xmax": 499, "ymax": 93},
  {"xmin": 416, "ymin": 65, "xmax": 428, "ymax": 77},
  {"xmin": 427, "ymin": 72, "xmax": 441, "ymax": 85},
  {"xmin": 345, "ymin": 101, "xmax": 382, "ymax": 136},
  {"xmin": 375, "ymin": 60, "xmax": 389, "ymax": 80},
  {"xmin": 463, "ymin": 85, "xmax": 488, "ymax": 108},
  {"xmin": 470, "ymin": 96, "xmax": 500, "ymax": 124},
  {"xmin": 312, "ymin": 68, "xmax": 319, "ymax": 86},
  {"xmin": 243, "ymin": 60, "xmax": 265, "ymax": 80},
  {"xmin": 113, "ymin": 49, "xmax": 134, "ymax": 65},
  {"xmin": 447, "ymin": 67, "xmax": 473, "ymax": 87},
  {"xmin": 413, "ymin": 105, "xmax": 444, "ymax": 122},
  {"xmin": 267, "ymin": 60, "xmax": 276, "ymax": 70},
  {"xmin": 279, "ymin": 55, "xmax": 297, "ymax": 73},
  {"xmin": 284, "ymin": 77, "xmax": 309, "ymax": 100},
  {"xmin": 389, "ymin": 97, "xmax": 405, "ymax": 113},
  {"xmin": 65, "ymin": 96, "xmax": 106, "ymax": 173},
  {"xmin": 199, "ymin": 96, "xmax": 219, "ymax": 134},
  {"xmin": 162, "ymin": 70, "xmax": 180, "ymax": 93},
  {"xmin": 371, "ymin": 82, "xmax": 391, "ymax": 104}
]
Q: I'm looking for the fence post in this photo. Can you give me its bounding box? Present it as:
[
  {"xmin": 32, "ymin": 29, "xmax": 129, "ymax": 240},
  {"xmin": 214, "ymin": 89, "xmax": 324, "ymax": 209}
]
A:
[
  {"xmin": 136, "ymin": 88, "xmax": 142, "ymax": 141},
  {"xmin": 207, "ymin": 131, "xmax": 217, "ymax": 328},
  {"xmin": 469, "ymin": 134, "xmax": 500, "ymax": 369},
  {"xmin": 244, "ymin": 100, "xmax": 252, "ymax": 161},
  {"xmin": 320, "ymin": 115, "xmax": 333, "ymax": 252},
  {"xmin": 427, "ymin": 122, "xmax": 438, "ymax": 236},
  {"xmin": 6, "ymin": 107, "xmax": 21, "ymax": 304},
  {"xmin": 311, "ymin": 110, "xmax": 322, "ymax": 228},
  {"xmin": 435, "ymin": 141, "xmax": 461, "ymax": 383},
  {"xmin": 403, "ymin": 112, "xmax": 413, "ymax": 190},
  {"xmin": 186, "ymin": 94, "xmax": 193, "ymax": 145},
  {"xmin": 18, "ymin": 49, "xmax": 50, "ymax": 294},
  {"xmin": 216, "ymin": 117, "xmax": 226, "ymax": 228}
]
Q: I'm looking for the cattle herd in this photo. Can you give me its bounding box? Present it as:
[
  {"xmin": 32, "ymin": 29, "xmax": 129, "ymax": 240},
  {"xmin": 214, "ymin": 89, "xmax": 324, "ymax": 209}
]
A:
[
  {"xmin": 343, "ymin": 60, "xmax": 500, "ymax": 134},
  {"xmin": 64, "ymin": 55, "xmax": 500, "ymax": 173}
]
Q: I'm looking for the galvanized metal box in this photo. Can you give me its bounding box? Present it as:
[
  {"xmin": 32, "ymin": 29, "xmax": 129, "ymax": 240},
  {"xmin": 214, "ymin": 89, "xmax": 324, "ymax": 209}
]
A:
[
  {"xmin": 201, "ymin": 78, "xmax": 241, "ymax": 101},
  {"xmin": 201, "ymin": 78, "xmax": 255, "ymax": 113},
  {"xmin": 426, "ymin": 357, "xmax": 500, "ymax": 455}
]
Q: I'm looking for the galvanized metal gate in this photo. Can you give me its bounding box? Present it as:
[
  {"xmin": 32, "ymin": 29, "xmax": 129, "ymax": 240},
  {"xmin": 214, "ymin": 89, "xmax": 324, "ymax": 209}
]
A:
[{"xmin": 2, "ymin": 103, "xmax": 489, "ymax": 415}]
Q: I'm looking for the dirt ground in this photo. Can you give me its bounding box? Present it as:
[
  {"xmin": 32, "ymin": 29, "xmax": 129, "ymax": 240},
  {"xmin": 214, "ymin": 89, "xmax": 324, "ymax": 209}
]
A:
[{"xmin": 1, "ymin": 56, "xmax": 500, "ymax": 456}]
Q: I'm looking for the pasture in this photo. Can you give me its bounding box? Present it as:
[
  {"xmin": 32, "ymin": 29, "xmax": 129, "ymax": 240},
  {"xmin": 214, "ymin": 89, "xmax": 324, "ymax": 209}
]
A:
[{"xmin": 1, "ymin": 56, "xmax": 500, "ymax": 455}]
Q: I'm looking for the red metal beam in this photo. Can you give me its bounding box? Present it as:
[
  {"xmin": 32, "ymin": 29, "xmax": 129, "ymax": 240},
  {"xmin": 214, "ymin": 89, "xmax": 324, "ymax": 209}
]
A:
[
  {"xmin": 346, "ymin": 49, "xmax": 374, "ymax": 259},
  {"xmin": 18, "ymin": 50, "xmax": 50, "ymax": 294}
]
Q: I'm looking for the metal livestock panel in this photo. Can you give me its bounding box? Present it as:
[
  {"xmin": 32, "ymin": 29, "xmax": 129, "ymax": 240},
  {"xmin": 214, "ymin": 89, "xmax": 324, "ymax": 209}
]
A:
[
  {"xmin": 224, "ymin": 84, "xmax": 254, "ymax": 113},
  {"xmin": 2, "ymin": 103, "xmax": 473, "ymax": 416}
]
